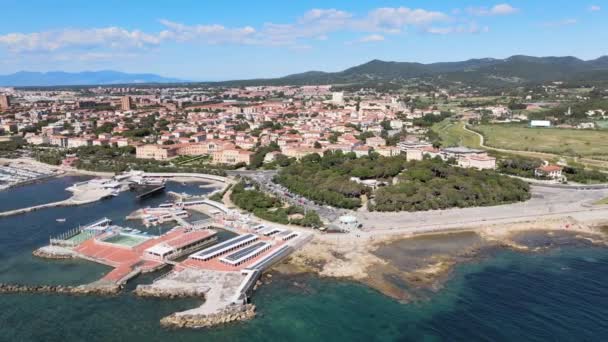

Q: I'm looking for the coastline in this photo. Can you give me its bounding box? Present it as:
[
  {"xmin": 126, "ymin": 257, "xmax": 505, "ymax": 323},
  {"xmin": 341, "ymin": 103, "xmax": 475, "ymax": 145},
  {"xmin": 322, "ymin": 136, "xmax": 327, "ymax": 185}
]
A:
[{"xmin": 278, "ymin": 217, "xmax": 608, "ymax": 302}]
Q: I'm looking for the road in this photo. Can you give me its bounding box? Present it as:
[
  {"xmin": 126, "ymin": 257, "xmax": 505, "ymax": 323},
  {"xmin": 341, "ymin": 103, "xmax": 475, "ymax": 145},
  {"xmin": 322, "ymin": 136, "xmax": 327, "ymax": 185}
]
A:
[
  {"xmin": 357, "ymin": 185, "xmax": 608, "ymax": 234},
  {"xmin": 228, "ymin": 169, "xmax": 608, "ymax": 234}
]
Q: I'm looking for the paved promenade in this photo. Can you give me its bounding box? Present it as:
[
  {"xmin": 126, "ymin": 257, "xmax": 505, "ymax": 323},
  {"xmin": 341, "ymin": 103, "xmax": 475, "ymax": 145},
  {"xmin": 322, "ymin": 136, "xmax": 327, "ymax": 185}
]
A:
[{"xmin": 357, "ymin": 186, "xmax": 608, "ymax": 235}]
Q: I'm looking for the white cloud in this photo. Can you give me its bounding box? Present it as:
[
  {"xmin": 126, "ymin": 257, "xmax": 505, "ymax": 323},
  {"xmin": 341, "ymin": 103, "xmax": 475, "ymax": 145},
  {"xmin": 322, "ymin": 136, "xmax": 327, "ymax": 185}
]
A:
[
  {"xmin": 426, "ymin": 22, "xmax": 489, "ymax": 35},
  {"xmin": 158, "ymin": 19, "xmax": 257, "ymax": 45},
  {"xmin": 0, "ymin": 27, "xmax": 160, "ymax": 53},
  {"xmin": 542, "ymin": 18, "xmax": 578, "ymax": 27},
  {"xmin": 467, "ymin": 3, "xmax": 519, "ymax": 16},
  {"xmin": 589, "ymin": 5, "xmax": 601, "ymax": 11},
  {"xmin": 358, "ymin": 7, "xmax": 448, "ymax": 33},
  {"xmin": 0, "ymin": 6, "xmax": 488, "ymax": 56},
  {"xmin": 359, "ymin": 34, "xmax": 385, "ymax": 43}
]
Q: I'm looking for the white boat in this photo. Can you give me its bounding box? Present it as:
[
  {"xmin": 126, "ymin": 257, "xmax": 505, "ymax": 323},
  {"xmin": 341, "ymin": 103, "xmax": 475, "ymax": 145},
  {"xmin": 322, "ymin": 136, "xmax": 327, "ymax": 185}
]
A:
[{"xmin": 56, "ymin": 218, "xmax": 66, "ymax": 222}]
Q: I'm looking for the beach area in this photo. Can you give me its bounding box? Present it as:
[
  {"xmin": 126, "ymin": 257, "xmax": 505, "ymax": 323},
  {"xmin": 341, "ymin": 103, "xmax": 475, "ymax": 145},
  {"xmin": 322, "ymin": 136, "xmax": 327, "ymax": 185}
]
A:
[{"xmin": 277, "ymin": 217, "xmax": 608, "ymax": 301}]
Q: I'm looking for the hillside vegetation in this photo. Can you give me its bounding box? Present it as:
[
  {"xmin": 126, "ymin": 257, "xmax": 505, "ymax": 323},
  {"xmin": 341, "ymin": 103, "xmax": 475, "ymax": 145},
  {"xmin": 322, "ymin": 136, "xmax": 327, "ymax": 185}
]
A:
[{"xmin": 371, "ymin": 159, "xmax": 530, "ymax": 212}]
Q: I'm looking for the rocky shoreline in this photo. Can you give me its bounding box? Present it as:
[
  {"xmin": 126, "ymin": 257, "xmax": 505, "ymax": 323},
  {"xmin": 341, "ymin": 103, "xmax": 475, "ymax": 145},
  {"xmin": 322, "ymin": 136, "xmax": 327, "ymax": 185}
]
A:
[
  {"xmin": 134, "ymin": 285, "xmax": 206, "ymax": 299},
  {"xmin": 160, "ymin": 304, "xmax": 256, "ymax": 329},
  {"xmin": 0, "ymin": 283, "xmax": 121, "ymax": 296},
  {"xmin": 32, "ymin": 246, "xmax": 76, "ymax": 259}
]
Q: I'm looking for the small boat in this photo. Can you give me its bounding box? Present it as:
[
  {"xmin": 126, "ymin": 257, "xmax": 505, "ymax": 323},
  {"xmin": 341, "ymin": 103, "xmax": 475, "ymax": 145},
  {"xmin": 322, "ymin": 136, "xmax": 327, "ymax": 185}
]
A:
[{"xmin": 56, "ymin": 218, "xmax": 66, "ymax": 222}]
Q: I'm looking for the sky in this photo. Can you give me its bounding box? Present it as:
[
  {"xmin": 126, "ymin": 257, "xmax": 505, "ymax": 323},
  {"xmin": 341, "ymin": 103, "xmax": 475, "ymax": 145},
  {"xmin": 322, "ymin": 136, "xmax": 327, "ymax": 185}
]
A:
[{"xmin": 0, "ymin": 0, "xmax": 606, "ymax": 80}]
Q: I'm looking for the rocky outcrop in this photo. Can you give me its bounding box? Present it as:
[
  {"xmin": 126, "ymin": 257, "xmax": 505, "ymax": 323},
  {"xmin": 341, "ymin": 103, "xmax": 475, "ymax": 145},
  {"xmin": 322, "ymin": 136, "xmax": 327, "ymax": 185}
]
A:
[
  {"xmin": 33, "ymin": 246, "xmax": 76, "ymax": 259},
  {"xmin": 133, "ymin": 285, "xmax": 206, "ymax": 299},
  {"xmin": 160, "ymin": 304, "xmax": 256, "ymax": 329},
  {"xmin": 0, "ymin": 283, "xmax": 121, "ymax": 296}
]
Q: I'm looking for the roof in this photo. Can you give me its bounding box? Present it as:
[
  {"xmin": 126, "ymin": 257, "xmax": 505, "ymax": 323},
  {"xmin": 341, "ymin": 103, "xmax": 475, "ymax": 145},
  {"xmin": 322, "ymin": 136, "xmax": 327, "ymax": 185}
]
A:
[
  {"xmin": 537, "ymin": 165, "xmax": 563, "ymax": 172},
  {"xmin": 145, "ymin": 244, "xmax": 174, "ymax": 255},
  {"xmin": 469, "ymin": 155, "xmax": 496, "ymax": 161}
]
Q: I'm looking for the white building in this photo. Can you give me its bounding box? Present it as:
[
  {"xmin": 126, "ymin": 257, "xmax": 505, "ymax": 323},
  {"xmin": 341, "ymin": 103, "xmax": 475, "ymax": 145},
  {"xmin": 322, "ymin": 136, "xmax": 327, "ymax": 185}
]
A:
[{"xmin": 530, "ymin": 120, "xmax": 551, "ymax": 128}]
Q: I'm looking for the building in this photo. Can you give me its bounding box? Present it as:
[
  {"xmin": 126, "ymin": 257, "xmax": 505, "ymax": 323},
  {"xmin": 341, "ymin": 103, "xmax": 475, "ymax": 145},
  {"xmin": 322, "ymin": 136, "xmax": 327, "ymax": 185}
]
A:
[
  {"xmin": 439, "ymin": 147, "xmax": 496, "ymax": 170},
  {"xmin": 535, "ymin": 165, "xmax": 563, "ymax": 180},
  {"xmin": 331, "ymin": 92, "xmax": 344, "ymax": 105},
  {"xmin": 458, "ymin": 154, "xmax": 497, "ymax": 170},
  {"xmin": 212, "ymin": 148, "xmax": 253, "ymax": 165},
  {"xmin": 405, "ymin": 148, "xmax": 424, "ymax": 161},
  {"xmin": 375, "ymin": 146, "xmax": 401, "ymax": 157},
  {"xmin": 135, "ymin": 144, "xmax": 177, "ymax": 160},
  {"xmin": 530, "ymin": 120, "xmax": 551, "ymax": 128},
  {"xmin": 121, "ymin": 96, "xmax": 133, "ymax": 111},
  {"xmin": 0, "ymin": 95, "xmax": 10, "ymax": 111},
  {"xmin": 365, "ymin": 136, "xmax": 386, "ymax": 148}
]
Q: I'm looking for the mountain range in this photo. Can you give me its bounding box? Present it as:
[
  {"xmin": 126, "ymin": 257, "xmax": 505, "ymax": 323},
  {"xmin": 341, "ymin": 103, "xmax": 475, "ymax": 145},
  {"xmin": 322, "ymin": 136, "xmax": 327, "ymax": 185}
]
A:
[
  {"xmin": 0, "ymin": 70, "xmax": 183, "ymax": 87},
  {"xmin": 215, "ymin": 55, "xmax": 608, "ymax": 87},
  {"xmin": 2, "ymin": 55, "xmax": 608, "ymax": 87}
]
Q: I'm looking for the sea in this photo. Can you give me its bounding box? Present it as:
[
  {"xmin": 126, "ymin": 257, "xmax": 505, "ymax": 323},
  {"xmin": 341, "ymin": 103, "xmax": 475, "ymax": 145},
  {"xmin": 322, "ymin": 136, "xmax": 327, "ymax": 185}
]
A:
[{"xmin": 1, "ymin": 176, "xmax": 607, "ymax": 342}]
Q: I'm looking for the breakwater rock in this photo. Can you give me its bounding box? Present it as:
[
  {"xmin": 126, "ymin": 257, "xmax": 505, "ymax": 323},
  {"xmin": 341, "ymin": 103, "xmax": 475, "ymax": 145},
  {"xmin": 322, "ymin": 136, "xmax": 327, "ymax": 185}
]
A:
[
  {"xmin": 160, "ymin": 304, "xmax": 256, "ymax": 329},
  {"xmin": 33, "ymin": 246, "xmax": 76, "ymax": 259},
  {"xmin": 0, "ymin": 283, "xmax": 121, "ymax": 296},
  {"xmin": 134, "ymin": 285, "xmax": 207, "ymax": 299}
]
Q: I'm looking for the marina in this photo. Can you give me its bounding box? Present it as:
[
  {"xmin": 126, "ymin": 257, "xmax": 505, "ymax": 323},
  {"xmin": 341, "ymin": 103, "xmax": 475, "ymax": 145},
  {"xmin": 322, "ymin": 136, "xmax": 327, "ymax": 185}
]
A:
[
  {"xmin": 0, "ymin": 162, "xmax": 58, "ymax": 190},
  {"xmin": 25, "ymin": 178, "xmax": 312, "ymax": 328}
]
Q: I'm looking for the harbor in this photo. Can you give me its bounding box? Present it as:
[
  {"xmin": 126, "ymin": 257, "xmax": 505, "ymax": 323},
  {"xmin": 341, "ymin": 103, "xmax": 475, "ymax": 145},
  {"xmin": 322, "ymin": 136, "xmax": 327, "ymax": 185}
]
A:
[
  {"xmin": 0, "ymin": 161, "xmax": 58, "ymax": 190},
  {"xmin": 27, "ymin": 179, "xmax": 311, "ymax": 328}
]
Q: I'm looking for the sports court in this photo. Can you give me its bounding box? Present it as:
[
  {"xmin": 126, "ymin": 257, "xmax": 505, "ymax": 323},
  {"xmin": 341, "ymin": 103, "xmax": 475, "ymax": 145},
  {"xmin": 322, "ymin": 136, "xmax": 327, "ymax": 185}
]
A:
[{"xmin": 102, "ymin": 233, "xmax": 149, "ymax": 247}]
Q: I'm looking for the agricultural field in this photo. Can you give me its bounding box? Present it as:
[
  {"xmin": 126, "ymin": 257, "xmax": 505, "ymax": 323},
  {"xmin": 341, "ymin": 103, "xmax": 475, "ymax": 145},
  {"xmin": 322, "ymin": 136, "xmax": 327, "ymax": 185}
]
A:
[
  {"xmin": 472, "ymin": 124, "xmax": 608, "ymax": 159},
  {"xmin": 431, "ymin": 120, "xmax": 481, "ymax": 148}
]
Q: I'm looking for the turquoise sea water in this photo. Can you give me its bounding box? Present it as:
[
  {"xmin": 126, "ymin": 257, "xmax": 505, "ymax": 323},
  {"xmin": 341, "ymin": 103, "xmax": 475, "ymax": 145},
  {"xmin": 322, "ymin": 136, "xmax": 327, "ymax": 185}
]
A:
[{"xmin": 1, "ymin": 178, "xmax": 608, "ymax": 341}]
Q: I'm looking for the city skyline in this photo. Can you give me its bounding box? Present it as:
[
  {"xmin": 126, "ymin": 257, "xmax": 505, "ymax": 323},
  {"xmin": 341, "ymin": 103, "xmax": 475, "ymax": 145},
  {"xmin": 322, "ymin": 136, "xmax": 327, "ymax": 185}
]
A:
[{"xmin": 0, "ymin": 0, "xmax": 606, "ymax": 80}]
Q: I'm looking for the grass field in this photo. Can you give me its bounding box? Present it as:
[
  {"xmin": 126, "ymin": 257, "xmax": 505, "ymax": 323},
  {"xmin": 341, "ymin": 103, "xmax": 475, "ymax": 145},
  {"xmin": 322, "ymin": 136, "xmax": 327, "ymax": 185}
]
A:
[
  {"xmin": 473, "ymin": 124, "xmax": 608, "ymax": 159},
  {"xmin": 432, "ymin": 120, "xmax": 481, "ymax": 148}
]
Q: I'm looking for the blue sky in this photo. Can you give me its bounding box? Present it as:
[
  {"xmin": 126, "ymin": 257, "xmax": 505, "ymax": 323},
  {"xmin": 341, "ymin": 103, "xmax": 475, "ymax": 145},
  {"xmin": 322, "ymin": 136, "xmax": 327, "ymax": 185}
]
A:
[{"xmin": 0, "ymin": 1, "xmax": 605, "ymax": 80}]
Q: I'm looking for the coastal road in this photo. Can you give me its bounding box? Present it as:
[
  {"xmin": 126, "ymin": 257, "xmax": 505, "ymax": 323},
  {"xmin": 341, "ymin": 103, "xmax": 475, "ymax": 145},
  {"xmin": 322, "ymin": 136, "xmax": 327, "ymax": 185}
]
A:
[{"xmin": 357, "ymin": 186, "xmax": 608, "ymax": 235}]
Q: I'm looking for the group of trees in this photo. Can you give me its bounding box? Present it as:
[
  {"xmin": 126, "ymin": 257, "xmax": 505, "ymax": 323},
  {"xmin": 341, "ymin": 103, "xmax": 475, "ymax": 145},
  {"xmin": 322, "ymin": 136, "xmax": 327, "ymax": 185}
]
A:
[
  {"xmin": 412, "ymin": 111, "xmax": 452, "ymax": 127},
  {"xmin": 274, "ymin": 151, "xmax": 410, "ymax": 209},
  {"xmin": 230, "ymin": 181, "xmax": 322, "ymax": 228},
  {"xmin": 370, "ymin": 158, "xmax": 531, "ymax": 212},
  {"xmin": 248, "ymin": 142, "xmax": 280, "ymax": 169},
  {"xmin": 497, "ymin": 155, "xmax": 608, "ymax": 184},
  {"xmin": 274, "ymin": 152, "xmax": 367, "ymax": 209},
  {"xmin": 497, "ymin": 155, "xmax": 543, "ymax": 178},
  {"xmin": 562, "ymin": 166, "xmax": 608, "ymax": 184},
  {"xmin": 0, "ymin": 138, "xmax": 24, "ymax": 158}
]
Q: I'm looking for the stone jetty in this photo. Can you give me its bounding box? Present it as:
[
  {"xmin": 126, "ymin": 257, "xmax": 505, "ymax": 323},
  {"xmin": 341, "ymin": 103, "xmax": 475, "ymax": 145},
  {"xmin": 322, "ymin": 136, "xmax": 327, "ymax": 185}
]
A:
[
  {"xmin": 0, "ymin": 282, "xmax": 121, "ymax": 296},
  {"xmin": 160, "ymin": 304, "xmax": 256, "ymax": 329},
  {"xmin": 134, "ymin": 285, "xmax": 207, "ymax": 299},
  {"xmin": 33, "ymin": 245, "xmax": 77, "ymax": 259}
]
